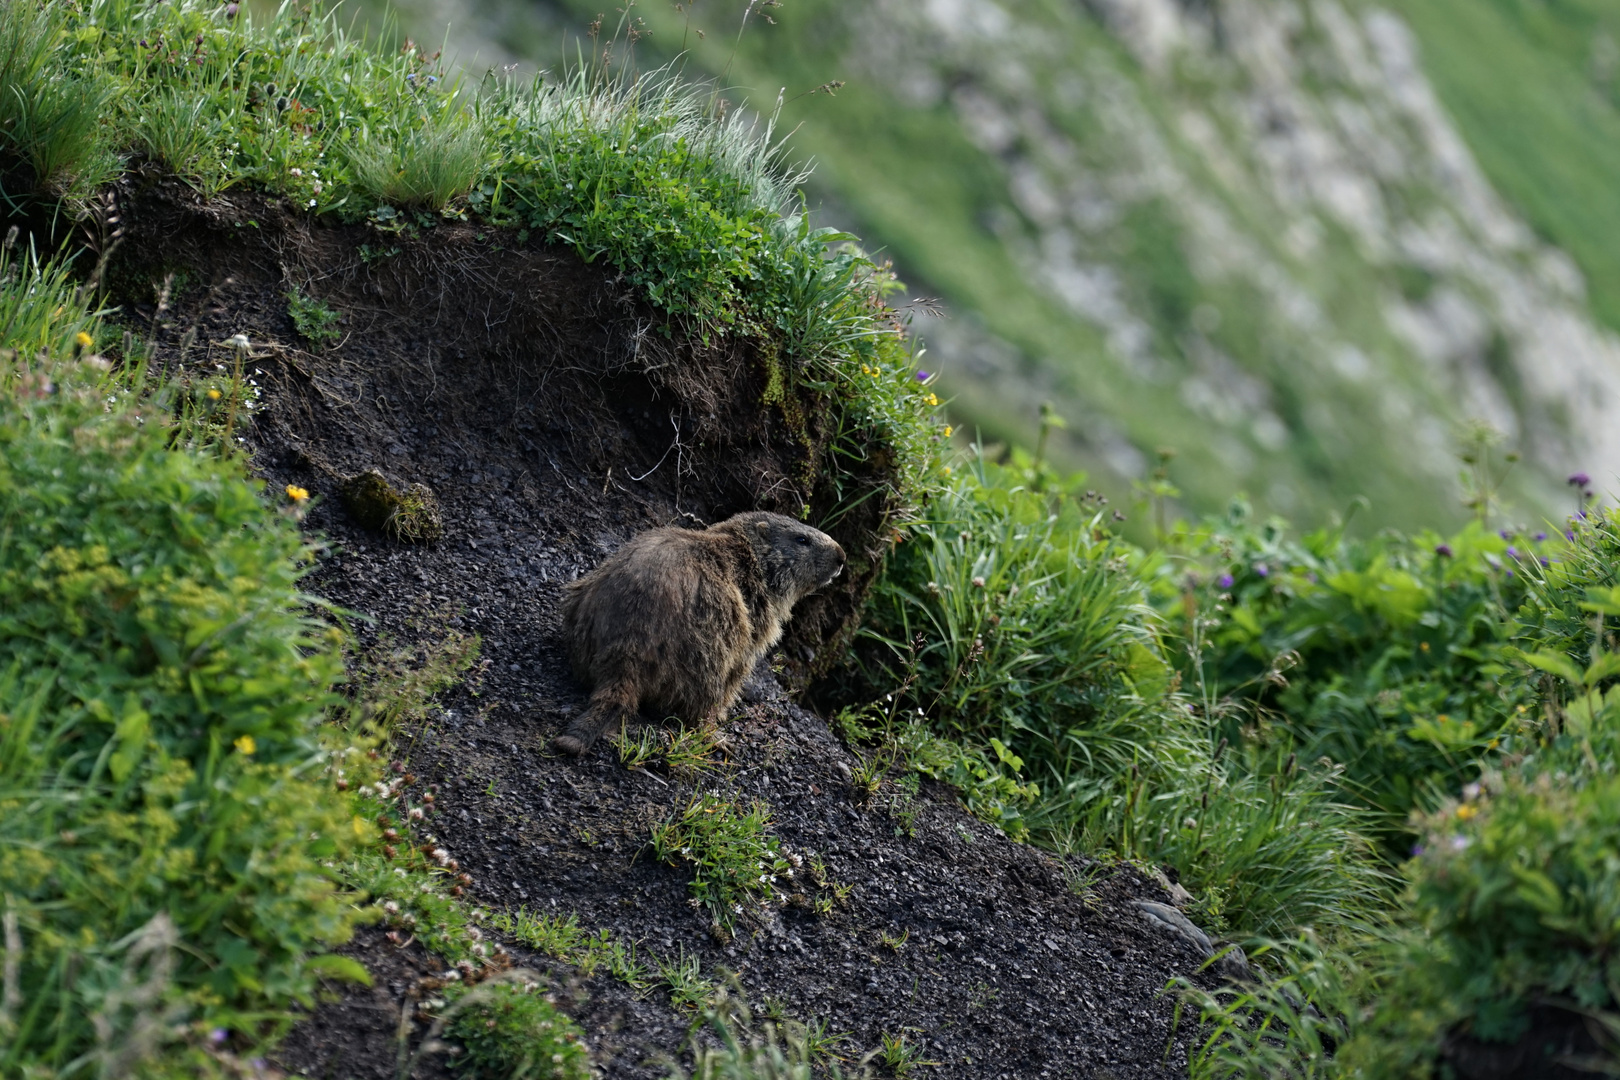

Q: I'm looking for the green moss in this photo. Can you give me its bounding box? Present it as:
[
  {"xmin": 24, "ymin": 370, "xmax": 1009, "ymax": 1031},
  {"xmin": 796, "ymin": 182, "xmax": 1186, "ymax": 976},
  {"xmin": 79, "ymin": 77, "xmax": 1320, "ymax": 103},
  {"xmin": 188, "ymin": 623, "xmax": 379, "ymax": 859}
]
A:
[{"xmin": 339, "ymin": 468, "xmax": 443, "ymax": 543}]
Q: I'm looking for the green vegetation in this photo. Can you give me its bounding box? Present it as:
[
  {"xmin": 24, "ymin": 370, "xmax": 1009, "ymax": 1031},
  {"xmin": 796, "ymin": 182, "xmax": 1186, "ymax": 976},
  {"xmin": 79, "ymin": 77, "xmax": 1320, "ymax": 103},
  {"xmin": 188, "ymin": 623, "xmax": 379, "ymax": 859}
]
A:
[
  {"xmin": 439, "ymin": 977, "xmax": 591, "ymax": 1079},
  {"xmin": 1403, "ymin": 0, "xmax": 1620, "ymax": 333},
  {"xmin": 649, "ymin": 792, "xmax": 793, "ymax": 934},
  {"xmin": 0, "ymin": 244, "xmax": 365, "ymax": 1070},
  {"xmin": 9, "ymin": 0, "xmax": 1620, "ymax": 1073},
  {"xmin": 286, "ymin": 285, "xmax": 342, "ymax": 346}
]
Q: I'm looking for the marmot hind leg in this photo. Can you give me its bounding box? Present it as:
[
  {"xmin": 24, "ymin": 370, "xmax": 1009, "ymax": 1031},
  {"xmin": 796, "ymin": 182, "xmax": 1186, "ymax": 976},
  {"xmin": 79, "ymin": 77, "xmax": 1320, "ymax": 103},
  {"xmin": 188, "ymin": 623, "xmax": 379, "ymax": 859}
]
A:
[{"xmin": 552, "ymin": 682, "xmax": 636, "ymax": 756}]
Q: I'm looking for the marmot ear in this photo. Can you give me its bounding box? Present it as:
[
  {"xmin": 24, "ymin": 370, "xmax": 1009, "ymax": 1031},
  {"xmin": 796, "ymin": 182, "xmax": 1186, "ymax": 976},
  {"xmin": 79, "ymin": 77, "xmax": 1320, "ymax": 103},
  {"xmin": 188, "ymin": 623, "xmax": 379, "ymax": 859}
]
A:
[{"xmin": 756, "ymin": 521, "xmax": 771, "ymax": 535}]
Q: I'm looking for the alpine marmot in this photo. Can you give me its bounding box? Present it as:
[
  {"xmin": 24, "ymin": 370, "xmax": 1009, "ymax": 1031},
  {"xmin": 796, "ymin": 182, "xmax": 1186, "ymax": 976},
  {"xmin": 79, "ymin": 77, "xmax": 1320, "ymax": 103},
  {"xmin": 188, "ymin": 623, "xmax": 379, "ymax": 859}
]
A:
[{"xmin": 552, "ymin": 511, "xmax": 846, "ymax": 755}]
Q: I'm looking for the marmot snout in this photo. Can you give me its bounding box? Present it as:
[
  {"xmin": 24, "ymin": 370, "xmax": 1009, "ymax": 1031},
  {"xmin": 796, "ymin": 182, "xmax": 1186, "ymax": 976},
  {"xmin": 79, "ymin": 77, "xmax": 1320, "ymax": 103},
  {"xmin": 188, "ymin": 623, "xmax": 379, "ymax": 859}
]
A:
[{"xmin": 553, "ymin": 511, "xmax": 846, "ymax": 755}]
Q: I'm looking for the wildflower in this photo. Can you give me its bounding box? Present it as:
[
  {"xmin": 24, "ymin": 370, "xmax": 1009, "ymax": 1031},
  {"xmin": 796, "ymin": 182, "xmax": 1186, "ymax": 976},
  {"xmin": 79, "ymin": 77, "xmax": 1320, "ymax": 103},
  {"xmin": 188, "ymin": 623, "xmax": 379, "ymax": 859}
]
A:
[
  {"xmin": 1455, "ymin": 805, "xmax": 1477, "ymax": 822},
  {"xmin": 225, "ymin": 2, "xmax": 238, "ymax": 16},
  {"xmin": 209, "ymin": 1028, "xmax": 229, "ymax": 1046},
  {"xmin": 1535, "ymin": 531, "xmax": 1547, "ymax": 541},
  {"xmin": 207, "ymin": 388, "xmax": 223, "ymax": 400},
  {"xmin": 1462, "ymin": 782, "xmax": 1481, "ymax": 801},
  {"xmin": 1410, "ymin": 844, "xmax": 1425, "ymax": 857},
  {"xmin": 926, "ymin": 393, "xmax": 939, "ymax": 406},
  {"xmin": 228, "ymin": 333, "xmax": 250, "ymax": 350},
  {"xmin": 286, "ymin": 484, "xmax": 310, "ymax": 501},
  {"xmin": 1253, "ymin": 562, "xmax": 1270, "ymax": 578},
  {"xmin": 943, "ymin": 425, "xmax": 954, "ymax": 437},
  {"xmin": 234, "ymin": 734, "xmax": 256, "ymax": 755},
  {"xmin": 1499, "ymin": 529, "xmax": 1513, "ymax": 540},
  {"xmin": 74, "ymin": 331, "xmax": 93, "ymax": 349},
  {"xmin": 971, "ymin": 576, "xmax": 986, "ymax": 588},
  {"xmin": 1569, "ymin": 472, "xmax": 1591, "ymax": 488},
  {"xmin": 1540, "ymin": 557, "xmax": 1551, "ymax": 567},
  {"xmin": 915, "ymin": 370, "xmax": 931, "ymax": 381},
  {"xmin": 1434, "ymin": 544, "xmax": 1453, "ymax": 558},
  {"xmin": 1487, "ymin": 738, "xmax": 1500, "ymax": 749},
  {"xmin": 1217, "ymin": 573, "xmax": 1233, "ymax": 589},
  {"xmin": 1450, "ymin": 834, "xmax": 1471, "ymax": 850},
  {"xmin": 1505, "ymin": 546, "xmax": 1520, "ymax": 559}
]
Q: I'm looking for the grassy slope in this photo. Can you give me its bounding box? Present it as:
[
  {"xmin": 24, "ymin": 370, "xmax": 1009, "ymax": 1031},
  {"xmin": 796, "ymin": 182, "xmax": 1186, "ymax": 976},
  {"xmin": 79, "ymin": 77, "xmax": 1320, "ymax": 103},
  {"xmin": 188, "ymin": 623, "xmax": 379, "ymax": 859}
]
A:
[
  {"xmin": 1401, "ymin": 0, "xmax": 1620, "ymax": 333},
  {"xmin": 603, "ymin": 0, "xmax": 1567, "ymax": 533},
  {"xmin": 338, "ymin": 0, "xmax": 1620, "ymax": 535}
]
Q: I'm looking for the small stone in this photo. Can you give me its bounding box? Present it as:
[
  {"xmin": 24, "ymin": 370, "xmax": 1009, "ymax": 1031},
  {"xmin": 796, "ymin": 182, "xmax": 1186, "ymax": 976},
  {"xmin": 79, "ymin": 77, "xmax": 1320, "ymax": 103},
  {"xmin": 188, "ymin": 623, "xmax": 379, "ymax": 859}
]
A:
[{"xmin": 339, "ymin": 469, "xmax": 442, "ymax": 543}]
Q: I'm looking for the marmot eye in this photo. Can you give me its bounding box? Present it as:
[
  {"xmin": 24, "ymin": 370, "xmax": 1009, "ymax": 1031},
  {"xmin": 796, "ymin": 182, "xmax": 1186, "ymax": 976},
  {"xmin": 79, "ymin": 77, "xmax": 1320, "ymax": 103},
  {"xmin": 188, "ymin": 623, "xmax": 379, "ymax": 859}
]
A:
[{"xmin": 797, "ymin": 535, "xmax": 810, "ymax": 545}]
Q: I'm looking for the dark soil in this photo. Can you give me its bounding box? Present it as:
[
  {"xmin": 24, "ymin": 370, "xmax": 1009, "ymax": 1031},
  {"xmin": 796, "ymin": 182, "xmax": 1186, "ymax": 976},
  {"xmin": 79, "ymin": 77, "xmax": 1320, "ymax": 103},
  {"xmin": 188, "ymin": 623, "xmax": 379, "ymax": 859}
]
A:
[
  {"xmin": 97, "ymin": 180, "xmax": 1217, "ymax": 1079},
  {"xmin": 1441, "ymin": 1005, "xmax": 1615, "ymax": 1080}
]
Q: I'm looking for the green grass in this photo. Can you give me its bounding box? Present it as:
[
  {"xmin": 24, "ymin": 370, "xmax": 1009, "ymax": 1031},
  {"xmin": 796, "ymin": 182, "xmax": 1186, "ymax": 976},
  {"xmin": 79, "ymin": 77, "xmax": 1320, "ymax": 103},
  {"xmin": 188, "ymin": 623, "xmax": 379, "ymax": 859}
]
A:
[
  {"xmin": 0, "ymin": 246, "xmax": 368, "ymax": 1071},
  {"xmin": 649, "ymin": 792, "xmax": 793, "ymax": 935},
  {"xmin": 572, "ymin": 0, "xmax": 1555, "ymax": 533},
  {"xmin": 1400, "ymin": 0, "xmax": 1620, "ymax": 334}
]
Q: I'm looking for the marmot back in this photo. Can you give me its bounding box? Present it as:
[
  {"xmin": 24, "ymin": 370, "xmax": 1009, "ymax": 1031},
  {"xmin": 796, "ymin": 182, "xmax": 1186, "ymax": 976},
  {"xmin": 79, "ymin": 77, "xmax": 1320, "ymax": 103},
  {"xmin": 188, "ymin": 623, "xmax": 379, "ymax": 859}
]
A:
[{"xmin": 552, "ymin": 511, "xmax": 846, "ymax": 755}]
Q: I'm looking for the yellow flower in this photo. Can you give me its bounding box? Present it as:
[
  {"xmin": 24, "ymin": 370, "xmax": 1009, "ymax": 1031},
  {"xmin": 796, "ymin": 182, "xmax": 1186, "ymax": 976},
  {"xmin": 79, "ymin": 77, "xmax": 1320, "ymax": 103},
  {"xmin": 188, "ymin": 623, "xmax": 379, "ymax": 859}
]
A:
[
  {"xmin": 1455, "ymin": 804, "xmax": 1478, "ymax": 821},
  {"xmin": 207, "ymin": 388, "xmax": 222, "ymax": 400},
  {"xmin": 286, "ymin": 485, "xmax": 310, "ymax": 502},
  {"xmin": 943, "ymin": 425, "xmax": 954, "ymax": 437},
  {"xmin": 234, "ymin": 734, "xmax": 256, "ymax": 755},
  {"xmin": 1487, "ymin": 738, "xmax": 1500, "ymax": 750},
  {"xmin": 942, "ymin": 466, "xmax": 953, "ymax": 475},
  {"xmin": 74, "ymin": 331, "xmax": 93, "ymax": 348},
  {"xmin": 926, "ymin": 393, "xmax": 939, "ymax": 406}
]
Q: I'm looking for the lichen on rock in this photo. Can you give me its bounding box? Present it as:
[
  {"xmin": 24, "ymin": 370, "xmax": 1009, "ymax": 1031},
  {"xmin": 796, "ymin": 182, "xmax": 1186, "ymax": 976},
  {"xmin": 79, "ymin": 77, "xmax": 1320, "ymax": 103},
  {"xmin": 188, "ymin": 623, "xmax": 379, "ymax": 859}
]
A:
[{"xmin": 339, "ymin": 469, "xmax": 442, "ymax": 543}]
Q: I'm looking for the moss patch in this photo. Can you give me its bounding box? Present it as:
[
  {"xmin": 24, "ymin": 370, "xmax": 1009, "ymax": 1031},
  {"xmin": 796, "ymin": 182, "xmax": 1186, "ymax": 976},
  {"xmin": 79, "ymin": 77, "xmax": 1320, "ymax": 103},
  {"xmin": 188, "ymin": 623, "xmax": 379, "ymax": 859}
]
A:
[{"xmin": 340, "ymin": 469, "xmax": 443, "ymax": 544}]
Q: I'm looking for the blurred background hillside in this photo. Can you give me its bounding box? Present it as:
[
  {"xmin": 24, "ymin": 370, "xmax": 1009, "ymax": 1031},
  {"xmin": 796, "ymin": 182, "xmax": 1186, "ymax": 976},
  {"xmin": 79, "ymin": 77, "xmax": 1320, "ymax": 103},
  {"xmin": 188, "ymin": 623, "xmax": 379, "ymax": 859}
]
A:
[{"xmin": 319, "ymin": 0, "xmax": 1620, "ymax": 531}]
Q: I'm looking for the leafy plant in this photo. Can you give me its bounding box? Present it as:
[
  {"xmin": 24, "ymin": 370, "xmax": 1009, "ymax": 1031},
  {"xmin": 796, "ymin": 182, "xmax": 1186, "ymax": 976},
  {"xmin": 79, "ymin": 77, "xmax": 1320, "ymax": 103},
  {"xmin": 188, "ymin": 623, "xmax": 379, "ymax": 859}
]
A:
[
  {"xmin": 286, "ymin": 285, "xmax": 343, "ymax": 346},
  {"xmin": 0, "ymin": 330, "xmax": 363, "ymax": 1070},
  {"xmin": 649, "ymin": 792, "xmax": 793, "ymax": 932},
  {"xmin": 441, "ymin": 976, "xmax": 590, "ymax": 1080}
]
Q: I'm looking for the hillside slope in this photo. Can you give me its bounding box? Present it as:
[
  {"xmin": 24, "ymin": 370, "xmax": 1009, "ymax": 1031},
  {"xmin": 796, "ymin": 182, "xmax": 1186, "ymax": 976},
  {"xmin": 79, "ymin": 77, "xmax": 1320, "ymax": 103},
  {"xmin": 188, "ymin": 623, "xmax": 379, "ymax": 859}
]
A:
[
  {"xmin": 352, "ymin": 0, "xmax": 1620, "ymax": 530},
  {"xmin": 105, "ymin": 178, "xmax": 1218, "ymax": 1077}
]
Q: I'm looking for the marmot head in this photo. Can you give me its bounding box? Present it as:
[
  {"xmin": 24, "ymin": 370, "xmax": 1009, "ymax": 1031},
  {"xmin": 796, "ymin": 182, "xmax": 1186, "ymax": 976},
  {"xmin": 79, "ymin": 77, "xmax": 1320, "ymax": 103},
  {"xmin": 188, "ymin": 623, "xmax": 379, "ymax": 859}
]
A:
[{"xmin": 727, "ymin": 511, "xmax": 846, "ymax": 603}]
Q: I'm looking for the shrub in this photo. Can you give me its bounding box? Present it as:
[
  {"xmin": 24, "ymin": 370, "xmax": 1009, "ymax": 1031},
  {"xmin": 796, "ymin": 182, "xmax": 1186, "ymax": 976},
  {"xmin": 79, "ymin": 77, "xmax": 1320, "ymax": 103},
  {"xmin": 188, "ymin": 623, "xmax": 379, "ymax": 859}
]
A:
[
  {"xmin": 847, "ymin": 450, "xmax": 1385, "ymax": 940},
  {"xmin": 1154, "ymin": 504, "xmax": 1541, "ymax": 842},
  {"xmin": 0, "ymin": 320, "xmax": 363, "ymax": 1067}
]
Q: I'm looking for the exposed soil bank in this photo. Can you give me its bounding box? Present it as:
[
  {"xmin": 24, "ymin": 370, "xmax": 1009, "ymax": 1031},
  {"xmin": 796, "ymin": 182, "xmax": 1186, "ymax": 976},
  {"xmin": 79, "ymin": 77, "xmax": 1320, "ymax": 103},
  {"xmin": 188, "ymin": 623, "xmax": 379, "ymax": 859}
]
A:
[{"xmin": 101, "ymin": 180, "xmax": 1216, "ymax": 1079}]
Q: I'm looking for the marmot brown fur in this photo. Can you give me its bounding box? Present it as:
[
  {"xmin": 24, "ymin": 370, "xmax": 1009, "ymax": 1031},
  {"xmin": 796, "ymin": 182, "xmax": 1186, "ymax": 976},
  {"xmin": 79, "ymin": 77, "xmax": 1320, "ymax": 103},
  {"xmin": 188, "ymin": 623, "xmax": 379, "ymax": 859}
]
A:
[{"xmin": 552, "ymin": 511, "xmax": 847, "ymax": 756}]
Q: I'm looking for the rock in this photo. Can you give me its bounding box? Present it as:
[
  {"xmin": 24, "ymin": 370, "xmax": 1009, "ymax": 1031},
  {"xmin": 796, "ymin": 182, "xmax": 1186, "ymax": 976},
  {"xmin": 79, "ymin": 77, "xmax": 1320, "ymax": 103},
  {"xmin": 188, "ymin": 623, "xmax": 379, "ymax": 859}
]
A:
[
  {"xmin": 1133, "ymin": 900, "xmax": 1252, "ymax": 982},
  {"xmin": 1133, "ymin": 899, "xmax": 1214, "ymax": 958},
  {"xmin": 339, "ymin": 469, "xmax": 443, "ymax": 543}
]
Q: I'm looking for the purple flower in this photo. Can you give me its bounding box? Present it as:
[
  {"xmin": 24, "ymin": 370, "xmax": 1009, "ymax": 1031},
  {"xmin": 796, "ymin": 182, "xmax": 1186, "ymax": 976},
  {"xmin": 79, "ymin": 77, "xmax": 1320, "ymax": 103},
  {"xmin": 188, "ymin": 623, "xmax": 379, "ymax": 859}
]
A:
[
  {"xmin": 1567, "ymin": 531, "xmax": 1577, "ymax": 541},
  {"xmin": 1540, "ymin": 557, "xmax": 1551, "ymax": 567},
  {"xmin": 209, "ymin": 1028, "xmax": 229, "ymax": 1046},
  {"xmin": 1569, "ymin": 472, "xmax": 1591, "ymax": 487},
  {"xmin": 1504, "ymin": 568, "xmax": 1514, "ymax": 578},
  {"xmin": 915, "ymin": 370, "xmax": 931, "ymax": 382},
  {"xmin": 225, "ymin": 2, "xmax": 239, "ymax": 16},
  {"xmin": 1217, "ymin": 573, "xmax": 1233, "ymax": 589},
  {"xmin": 1499, "ymin": 529, "xmax": 1513, "ymax": 540},
  {"xmin": 1435, "ymin": 544, "xmax": 1453, "ymax": 558},
  {"xmin": 1253, "ymin": 562, "xmax": 1270, "ymax": 578},
  {"xmin": 1505, "ymin": 546, "xmax": 1520, "ymax": 559},
  {"xmin": 1534, "ymin": 531, "xmax": 1547, "ymax": 541},
  {"xmin": 1411, "ymin": 844, "xmax": 1425, "ymax": 857}
]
